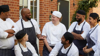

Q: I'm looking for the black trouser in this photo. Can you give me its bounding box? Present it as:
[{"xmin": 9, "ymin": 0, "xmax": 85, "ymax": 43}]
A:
[
  {"xmin": 43, "ymin": 45, "xmax": 54, "ymax": 56},
  {"xmin": 0, "ymin": 49, "xmax": 15, "ymax": 56}
]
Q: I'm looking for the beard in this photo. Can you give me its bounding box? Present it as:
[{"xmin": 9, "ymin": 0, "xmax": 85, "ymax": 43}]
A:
[
  {"xmin": 76, "ymin": 18, "xmax": 82, "ymax": 23},
  {"xmin": 26, "ymin": 16, "xmax": 31, "ymax": 20},
  {"xmin": 61, "ymin": 41, "xmax": 66, "ymax": 45}
]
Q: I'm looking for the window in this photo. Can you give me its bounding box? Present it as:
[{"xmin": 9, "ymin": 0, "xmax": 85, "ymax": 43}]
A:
[{"xmin": 19, "ymin": 0, "xmax": 39, "ymax": 21}]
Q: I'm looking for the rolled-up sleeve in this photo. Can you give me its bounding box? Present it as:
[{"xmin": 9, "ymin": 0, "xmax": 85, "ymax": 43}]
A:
[{"xmin": 81, "ymin": 23, "xmax": 90, "ymax": 39}]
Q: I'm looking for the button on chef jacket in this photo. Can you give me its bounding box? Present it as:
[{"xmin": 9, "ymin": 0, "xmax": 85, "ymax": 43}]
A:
[
  {"xmin": 49, "ymin": 42, "xmax": 79, "ymax": 56},
  {"xmin": 42, "ymin": 21, "xmax": 67, "ymax": 46},
  {"xmin": 0, "ymin": 18, "xmax": 17, "ymax": 49}
]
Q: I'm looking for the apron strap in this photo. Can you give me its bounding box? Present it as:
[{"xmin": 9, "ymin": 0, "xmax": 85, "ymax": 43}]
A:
[
  {"xmin": 21, "ymin": 19, "xmax": 34, "ymax": 29},
  {"xmin": 81, "ymin": 21, "xmax": 85, "ymax": 31},
  {"xmin": 66, "ymin": 43, "xmax": 72, "ymax": 55},
  {"xmin": 73, "ymin": 21, "xmax": 86, "ymax": 31},
  {"xmin": 21, "ymin": 19, "xmax": 24, "ymax": 29},
  {"xmin": 18, "ymin": 43, "xmax": 23, "ymax": 52},
  {"xmin": 73, "ymin": 22, "xmax": 78, "ymax": 31},
  {"xmin": 89, "ymin": 24, "xmax": 99, "ymax": 35}
]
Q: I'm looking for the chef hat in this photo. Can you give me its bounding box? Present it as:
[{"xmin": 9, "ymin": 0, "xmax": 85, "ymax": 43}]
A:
[
  {"xmin": 0, "ymin": 5, "xmax": 9, "ymax": 13},
  {"xmin": 77, "ymin": 10, "xmax": 86, "ymax": 15},
  {"xmin": 15, "ymin": 30, "xmax": 27, "ymax": 39},
  {"xmin": 52, "ymin": 11, "xmax": 62, "ymax": 18},
  {"xmin": 64, "ymin": 32, "xmax": 74, "ymax": 44}
]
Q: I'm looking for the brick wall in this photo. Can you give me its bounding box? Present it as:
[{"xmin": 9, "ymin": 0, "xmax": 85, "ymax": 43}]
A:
[
  {"xmin": 39, "ymin": 0, "xmax": 58, "ymax": 56},
  {"xmin": 93, "ymin": 2, "xmax": 100, "ymax": 17},
  {"xmin": 70, "ymin": 0, "xmax": 79, "ymax": 24},
  {"xmin": 0, "ymin": 0, "xmax": 19, "ymax": 22},
  {"xmin": 70, "ymin": 0, "xmax": 93, "ymax": 24}
]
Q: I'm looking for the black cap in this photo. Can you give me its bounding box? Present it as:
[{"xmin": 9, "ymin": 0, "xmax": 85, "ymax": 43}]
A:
[
  {"xmin": 64, "ymin": 32, "xmax": 74, "ymax": 43},
  {"xmin": 77, "ymin": 10, "xmax": 86, "ymax": 15},
  {"xmin": 15, "ymin": 30, "xmax": 27, "ymax": 39},
  {"xmin": 0, "ymin": 5, "xmax": 9, "ymax": 12},
  {"xmin": 89, "ymin": 13, "xmax": 99, "ymax": 20}
]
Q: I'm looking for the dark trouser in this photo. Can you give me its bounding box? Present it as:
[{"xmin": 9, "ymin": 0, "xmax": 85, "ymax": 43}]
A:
[
  {"xmin": 0, "ymin": 49, "xmax": 15, "ymax": 56},
  {"xmin": 43, "ymin": 45, "xmax": 54, "ymax": 56}
]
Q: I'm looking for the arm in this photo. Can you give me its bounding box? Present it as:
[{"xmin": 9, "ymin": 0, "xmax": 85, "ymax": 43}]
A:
[
  {"xmin": 5, "ymin": 29, "xmax": 15, "ymax": 34},
  {"xmin": 43, "ymin": 37, "xmax": 52, "ymax": 52},
  {"xmin": 36, "ymin": 34, "xmax": 45, "ymax": 40},
  {"xmin": 72, "ymin": 23, "xmax": 90, "ymax": 40},
  {"xmin": 49, "ymin": 42, "xmax": 61, "ymax": 56},
  {"xmin": 68, "ymin": 22, "xmax": 84, "ymax": 40},
  {"xmin": 71, "ymin": 32, "xmax": 84, "ymax": 40}
]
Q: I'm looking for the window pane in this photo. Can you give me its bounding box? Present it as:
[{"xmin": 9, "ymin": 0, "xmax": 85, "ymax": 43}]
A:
[
  {"xmin": 19, "ymin": 0, "xmax": 28, "ymax": 7},
  {"xmin": 30, "ymin": 0, "xmax": 37, "ymax": 20},
  {"xmin": 34, "ymin": 7, "xmax": 37, "ymax": 20},
  {"xmin": 31, "ymin": 0, "xmax": 37, "ymax": 6},
  {"xmin": 19, "ymin": 0, "xmax": 28, "ymax": 18},
  {"xmin": 30, "ymin": 6, "xmax": 33, "ymax": 18}
]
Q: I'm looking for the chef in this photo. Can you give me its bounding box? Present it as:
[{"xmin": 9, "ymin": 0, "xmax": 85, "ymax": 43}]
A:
[
  {"xmin": 49, "ymin": 32, "xmax": 79, "ymax": 56},
  {"xmin": 42, "ymin": 11, "xmax": 67, "ymax": 56},
  {"xmin": 14, "ymin": 30, "xmax": 38, "ymax": 56},
  {"xmin": 0, "ymin": 5, "xmax": 17, "ymax": 56},
  {"xmin": 15, "ymin": 8, "xmax": 42, "ymax": 54},
  {"xmin": 68, "ymin": 10, "xmax": 90, "ymax": 56},
  {"xmin": 83, "ymin": 13, "xmax": 100, "ymax": 56}
]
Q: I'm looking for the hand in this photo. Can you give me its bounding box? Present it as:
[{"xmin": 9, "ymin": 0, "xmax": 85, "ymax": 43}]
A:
[
  {"xmin": 39, "ymin": 36, "xmax": 46, "ymax": 40},
  {"xmin": 83, "ymin": 47, "xmax": 93, "ymax": 53},
  {"xmin": 83, "ymin": 46, "xmax": 87, "ymax": 50},
  {"xmin": 12, "ymin": 26, "xmax": 14, "ymax": 28},
  {"xmin": 7, "ymin": 33, "xmax": 14, "ymax": 38},
  {"xmin": 83, "ymin": 49, "xmax": 90, "ymax": 53},
  {"xmin": 48, "ymin": 46, "xmax": 52, "ymax": 52},
  {"xmin": 39, "ymin": 36, "xmax": 44, "ymax": 40}
]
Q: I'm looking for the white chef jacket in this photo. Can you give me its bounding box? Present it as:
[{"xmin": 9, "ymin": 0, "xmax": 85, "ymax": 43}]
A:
[
  {"xmin": 42, "ymin": 21, "xmax": 67, "ymax": 46},
  {"xmin": 0, "ymin": 18, "xmax": 17, "ymax": 49},
  {"xmin": 14, "ymin": 42, "xmax": 38, "ymax": 56},
  {"xmin": 68, "ymin": 20, "xmax": 90, "ymax": 39},
  {"xmin": 86, "ymin": 24, "xmax": 100, "ymax": 52},
  {"xmin": 49, "ymin": 42, "xmax": 79, "ymax": 56},
  {"xmin": 94, "ymin": 42, "xmax": 100, "ymax": 56},
  {"xmin": 15, "ymin": 19, "xmax": 41, "ymax": 35}
]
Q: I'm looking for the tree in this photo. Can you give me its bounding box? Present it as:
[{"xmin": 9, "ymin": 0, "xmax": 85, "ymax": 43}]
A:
[{"xmin": 71, "ymin": 0, "xmax": 98, "ymax": 23}]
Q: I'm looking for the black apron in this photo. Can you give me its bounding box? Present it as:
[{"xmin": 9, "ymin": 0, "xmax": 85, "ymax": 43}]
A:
[
  {"xmin": 57, "ymin": 44, "xmax": 72, "ymax": 56},
  {"xmin": 43, "ymin": 45, "xmax": 54, "ymax": 56},
  {"xmin": 21, "ymin": 19, "xmax": 38, "ymax": 54},
  {"xmin": 0, "ymin": 48, "xmax": 15, "ymax": 56},
  {"xmin": 73, "ymin": 21, "xmax": 87, "ymax": 56},
  {"xmin": 86, "ymin": 24, "xmax": 99, "ymax": 56},
  {"xmin": 19, "ymin": 43, "xmax": 32, "ymax": 56}
]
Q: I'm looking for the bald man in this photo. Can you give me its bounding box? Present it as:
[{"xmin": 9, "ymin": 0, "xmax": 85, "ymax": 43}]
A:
[{"xmin": 15, "ymin": 8, "xmax": 42, "ymax": 54}]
